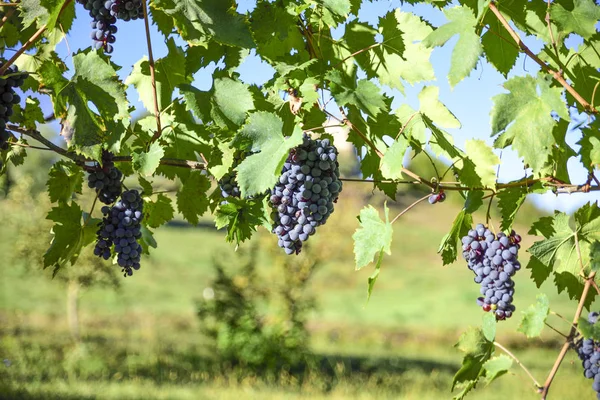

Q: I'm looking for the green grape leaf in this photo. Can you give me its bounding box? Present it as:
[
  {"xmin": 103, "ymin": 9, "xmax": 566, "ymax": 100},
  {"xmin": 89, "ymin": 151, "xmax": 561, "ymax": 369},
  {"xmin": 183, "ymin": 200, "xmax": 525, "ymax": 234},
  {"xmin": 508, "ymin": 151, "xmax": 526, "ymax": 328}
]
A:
[
  {"xmin": 234, "ymin": 111, "xmax": 303, "ymax": 197},
  {"xmin": 579, "ymin": 317, "xmax": 600, "ymax": 341},
  {"xmin": 464, "ymin": 139, "xmax": 500, "ymax": 189},
  {"xmin": 140, "ymin": 225, "xmax": 158, "ymax": 255},
  {"xmin": 418, "ymin": 86, "xmax": 461, "ymax": 129},
  {"xmin": 143, "ymin": 194, "xmax": 175, "ymax": 229},
  {"xmin": 138, "ymin": 176, "xmax": 154, "ymax": 196},
  {"xmin": 20, "ymin": 0, "xmax": 75, "ymax": 31},
  {"xmin": 579, "ymin": 123, "xmax": 600, "ymax": 169},
  {"xmin": 439, "ymin": 209, "xmax": 473, "ymax": 265},
  {"xmin": 46, "ymin": 160, "xmax": 84, "ymax": 204},
  {"xmin": 491, "ymin": 74, "xmax": 569, "ymax": 174},
  {"xmin": 483, "ymin": 355, "xmax": 512, "ymax": 385},
  {"xmin": 132, "ymin": 142, "xmax": 165, "ymax": 177},
  {"xmin": 176, "ymin": 172, "xmax": 211, "ymax": 225},
  {"xmin": 381, "ymin": 135, "xmax": 409, "ymax": 180},
  {"xmin": 327, "ymin": 72, "xmax": 387, "ymax": 118},
  {"xmin": 43, "ymin": 202, "xmax": 87, "ymax": 272},
  {"xmin": 481, "ymin": 18, "xmax": 519, "ymax": 77},
  {"xmin": 19, "ymin": 98, "xmax": 45, "ymax": 130},
  {"xmin": 422, "ymin": 5, "xmax": 482, "ymax": 87},
  {"xmin": 151, "ymin": 0, "xmax": 254, "ymax": 48},
  {"xmin": 497, "ymin": 187, "xmax": 528, "ymax": 232},
  {"xmin": 367, "ymin": 250, "xmax": 384, "ymax": 302},
  {"xmin": 179, "ymin": 84, "xmax": 212, "ymax": 123},
  {"xmin": 482, "ymin": 313, "xmax": 497, "ymax": 342},
  {"xmin": 211, "ymin": 77, "xmax": 255, "ymax": 128},
  {"xmin": 591, "ymin": 241, "xmax": 600, "ymax": 272},
  {"xmin": 551, "ymin": 0, "xmax": 600, "ymax": 39},
  {"xmin": 453, "ymin": 327, "xmax": 494, "ymax": 393},
  {"xmin": 518, "ymin": 293, "xmax": 550, "ymax": 338},
  {"xmin": 215, "ymin": 199, "xmax": 268, "ymax": 245},
  {"xmin": 353, "ymin": 204, "xmax": 393, "ymax": 271},
  {"xmin": 527, "ymin": 204, "xmax": 600, "ymax": 301},
  {"xmin": 39, "ymin": 50, "xmax": 129, "ymax": 159},
  {"xmin": 127, "ymin": 38, "xmax": 189, "ymax": 113}
]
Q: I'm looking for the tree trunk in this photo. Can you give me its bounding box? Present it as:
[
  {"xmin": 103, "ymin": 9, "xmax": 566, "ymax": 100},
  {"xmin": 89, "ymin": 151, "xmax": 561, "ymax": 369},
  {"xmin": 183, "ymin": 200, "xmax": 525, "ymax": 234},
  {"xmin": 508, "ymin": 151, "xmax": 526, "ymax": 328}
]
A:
[{"xmin": 67, "ymin": 279, "xmax": 80, "ymax": 342}]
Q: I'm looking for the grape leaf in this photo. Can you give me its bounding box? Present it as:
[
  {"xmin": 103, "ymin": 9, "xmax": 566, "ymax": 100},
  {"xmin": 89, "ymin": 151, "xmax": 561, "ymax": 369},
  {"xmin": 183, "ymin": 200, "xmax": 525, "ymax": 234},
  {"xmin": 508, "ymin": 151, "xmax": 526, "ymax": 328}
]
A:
[
  {"xmin": 176, "ymin": 172, "xmax": 211, "ymax": 225},
  {"xmin": 353, "ymin": 204, "xmax": 393, "ymax": 271},
  {"xmin": 481, "ymin": 18, "xmax": 519, "ymax": 77},
  {"xmin": 483, "ymin": 355, "xmax": 512, "ymax": 385},
  {"xmin": 453, "ymin": 327, "xmax": 494, "ymax": 395},
  {"xmin": 551, "ymin": 0, "xmax": 600, "ymax": 39},
  {"xmin": 211, "ymin": 77, "xmax": 255, "ymax": 128},
  {"xmin": 234, "ymin": 111, "xmax": 303, "ymax": 197},
  {"xmin": 143, "ymin": 194, "xmax": 175, "ymax": 229},
  {"xmin": 464, "ymin": 139, "xmax": 500, "ymax": 189},
  {"xmin": 517, "ymin": 293, "xmax": 550, "ymax": 338},
  {"xmin": 132, "ymin": 142, "xmax": 165, "ymax": 177},
  {"xmin": 215, "ymin": 199, "xmax": 268, "ymax": 245},
  {"xmin": 151, "ymin": 0, "xmax": 254, "ymax": 48},
  {"xmin": 579, "ymin": 317, "xmax": 600, "ymax": 341},
  {"xmin": 491, "ymin": 74, "xmax": 569, "ymax": 174},
  {"xmin": 422, "ymin": 5, "xmax": 482, "ymax": 87},
  {"xmin": 127, "ymin": 38, "xmax": 189, "ymax": 113},
  {"xmin": 482, "ymin": 313, "xmax": 496, "ymax": 342},
  {"xmin": 39, "ymin": 50, "xmax": 129, "ymax": 159},
  {"xmin": 46, "ymin": 160, "xmax": 84, "ymax": 204},
  {"xmin": 43, "ymin": 202, "xmax": 88, "ymax": 273},
  {"xmin": 439, "ymin": 209, "xmax": 473, "ymax": 265},
  {"xmin": 381, "ymin": 135, "xmax": 409, "ymax": 180},
  {"xmin": 140, "ymin": 225, "xmax": 157, "ymax": 255},
  {"xmin": 497, "ymin": 187, "xmax": 528, "ymax": 232},
  {"xmin": 327, "ymin": 72, "xmax": 387, "ymax": 118},
  {"xmin": 20, "ymin": 0, "xmax": 75, "ymax": 31},
  {"xmin": 418, "ymin": 86, "xmax": 461, "ymax": 129}
]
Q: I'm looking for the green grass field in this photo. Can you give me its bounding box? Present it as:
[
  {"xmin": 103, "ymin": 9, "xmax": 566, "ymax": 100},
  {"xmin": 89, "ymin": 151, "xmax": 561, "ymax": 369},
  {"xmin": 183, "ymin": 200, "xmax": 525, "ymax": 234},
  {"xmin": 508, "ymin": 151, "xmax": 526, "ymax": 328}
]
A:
[{"xmin": 0, "ymin": 187, "xmax": 596, "ymax": 399}]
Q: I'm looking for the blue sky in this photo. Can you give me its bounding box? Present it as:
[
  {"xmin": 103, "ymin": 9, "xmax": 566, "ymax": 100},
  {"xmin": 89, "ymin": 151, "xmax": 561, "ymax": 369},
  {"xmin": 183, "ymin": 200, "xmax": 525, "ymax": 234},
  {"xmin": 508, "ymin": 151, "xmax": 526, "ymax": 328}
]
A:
[{"xmin": 43, "ymin": 0, "xmax": 599, "ymax": 213}]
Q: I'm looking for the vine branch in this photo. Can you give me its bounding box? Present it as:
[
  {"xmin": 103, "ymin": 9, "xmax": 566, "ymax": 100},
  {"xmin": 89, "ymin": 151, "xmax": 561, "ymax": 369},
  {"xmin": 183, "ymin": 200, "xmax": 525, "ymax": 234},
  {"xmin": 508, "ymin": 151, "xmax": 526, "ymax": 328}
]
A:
[
  {"xmin": 494, "ymin": 341, "xmax": 542, "ymax": 390},
  {"xmin": 488, "ymin": 2, "xmax": 596, "ymax": 114},
  {"xmin": 142, "ymin": 0, "xmax": 163, "ymax": 145},
  {"xmin": 540, "ymin": 271, "xmax": 596, "ymax": 399}
]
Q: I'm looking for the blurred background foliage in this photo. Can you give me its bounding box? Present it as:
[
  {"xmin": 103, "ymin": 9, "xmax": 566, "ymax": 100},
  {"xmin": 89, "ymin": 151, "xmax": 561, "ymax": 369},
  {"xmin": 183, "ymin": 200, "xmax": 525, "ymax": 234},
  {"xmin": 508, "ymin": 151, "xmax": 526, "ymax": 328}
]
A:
[{"xmin": 0, "ymin": 144, "xmax": 594, "ymax": 400}]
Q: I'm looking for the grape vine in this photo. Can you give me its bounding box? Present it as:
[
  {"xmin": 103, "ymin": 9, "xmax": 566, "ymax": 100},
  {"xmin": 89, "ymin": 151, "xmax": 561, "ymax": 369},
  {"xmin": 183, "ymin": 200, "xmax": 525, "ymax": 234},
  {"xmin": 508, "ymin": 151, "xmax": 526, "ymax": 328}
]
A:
[{"xmin": 2, "ymin": 0, "xmax": 600, "ymax": 399}]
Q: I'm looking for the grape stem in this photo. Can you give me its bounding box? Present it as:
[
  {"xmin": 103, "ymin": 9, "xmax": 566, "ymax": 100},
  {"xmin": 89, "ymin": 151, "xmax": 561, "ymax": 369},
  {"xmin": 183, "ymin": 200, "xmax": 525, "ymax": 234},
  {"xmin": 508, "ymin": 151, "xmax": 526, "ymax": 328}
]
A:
[
  {"xmin": 390, "ymin": 194, "xmax": 430, "ymax": 225},
  {"xmin": 488, "ymin": 1, "xmax": 596, "ymax": 114},
  {"xmin": 493, "ymin": 341, "xmax": 542, "ymax": 390},
  {"xmin": 539, "ymin": 271, "xmax": 596, "ymax": 399},
  {"xmin": 143, "ymin": 0, "xmax": 163, "ymax": 145}
]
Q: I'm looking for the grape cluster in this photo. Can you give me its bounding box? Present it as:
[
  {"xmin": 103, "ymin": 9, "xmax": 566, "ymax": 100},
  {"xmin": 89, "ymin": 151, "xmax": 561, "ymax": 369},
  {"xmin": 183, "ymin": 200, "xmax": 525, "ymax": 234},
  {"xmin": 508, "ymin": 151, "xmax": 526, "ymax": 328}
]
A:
[
  {"xmin": 577, "ymin": 312, "xmax": 600, "ymax": 399},
  {"xmin": 428, "ymin": 190, "xmax": 446, "ymax": 204},
  {"xmin": 94, "ymin": 190, "xmax": 144, "ymax": 277},
  {"xmin": 77, "ymin": 0, "xmax": 118, "ymax": 53},
  {"xmin": 110, "ymin": 0, "xmax": 143, "ymax": 21},
  {"xmin": 87, "ymin": 156, "xmax": 123, "ymax": 204},
  {"xmin": 0, "ymin": 63, "xmax": 27, "ymax": 150},
  {"xmin": 270, "ymin": 135, "xmax": 343, "ymax": 255},
  {"xmin": 218, "ymin": 151, "xmax": 245, "ymax": 198},
  {"xmin": 461, "ymin": 224, "xmax": 522, "ymax": 320}
]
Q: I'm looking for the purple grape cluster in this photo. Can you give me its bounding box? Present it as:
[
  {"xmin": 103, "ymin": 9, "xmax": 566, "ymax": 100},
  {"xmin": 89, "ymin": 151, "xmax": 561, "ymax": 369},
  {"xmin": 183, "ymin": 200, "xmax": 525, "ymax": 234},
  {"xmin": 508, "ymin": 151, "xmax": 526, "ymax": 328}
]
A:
[
  {"xmin": 87, "ymin": 154, "xmax": 123, "ymax": 204},
  {"xmin": 110, "ymin": 0, "xmax": 143, "ymax": 21},
  {"xmin": 461, "ymin": 224, "xmax": 522, "ymax": 320},
  {"xmin": 0, "ymin": 62, "xmax": 27, "ymax": 150},
  {"xmin": 94, "ymin": 190, "xmax": 144, "ymax": 277},
  {"xmin": 577, "ymin": 312, "xmax": 600, "ymax": 399},
  {"xmin": 77, "ymin": 0, "xmax": 118, "ymax": 53},
  {"xmin": 270, "ymin": 134, "xmax": 342, "ymax": 255},
  {"xmin": 218, "ymin": 151, "xmax": 245, "ymax": 199}
]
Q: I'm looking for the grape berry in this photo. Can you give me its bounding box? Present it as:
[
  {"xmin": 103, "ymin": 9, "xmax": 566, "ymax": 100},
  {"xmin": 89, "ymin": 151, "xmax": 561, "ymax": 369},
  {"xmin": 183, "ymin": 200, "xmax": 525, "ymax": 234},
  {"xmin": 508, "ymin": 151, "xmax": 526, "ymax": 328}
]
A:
[
  {"xmin": 0, "ymin": 62, "xmax": 27, "ymax": 150},
  {"xmin": 270, "ymin": 134, "xmax": 343, "ymax": 255},
  {"xmin": 577, "ymin": 312, "xmax": 600, "ymax": 399},
  {"xmin": 461, "ymin": 224, "xmax": 522, "ymax": 320},
  {"xmin": 428, "ymin": 190, "xmax": 446, "ymax": 204},
  {"xmin": 87, "ymin": 155, "xmax": 123, "ymax": 205},
  {"xmin": 218, "ymin": 150, "xmax": 245, "ymax": 198},
  {"xmin": 94, "ymin": 189, "xmax": 144, "ymax": 277}
]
